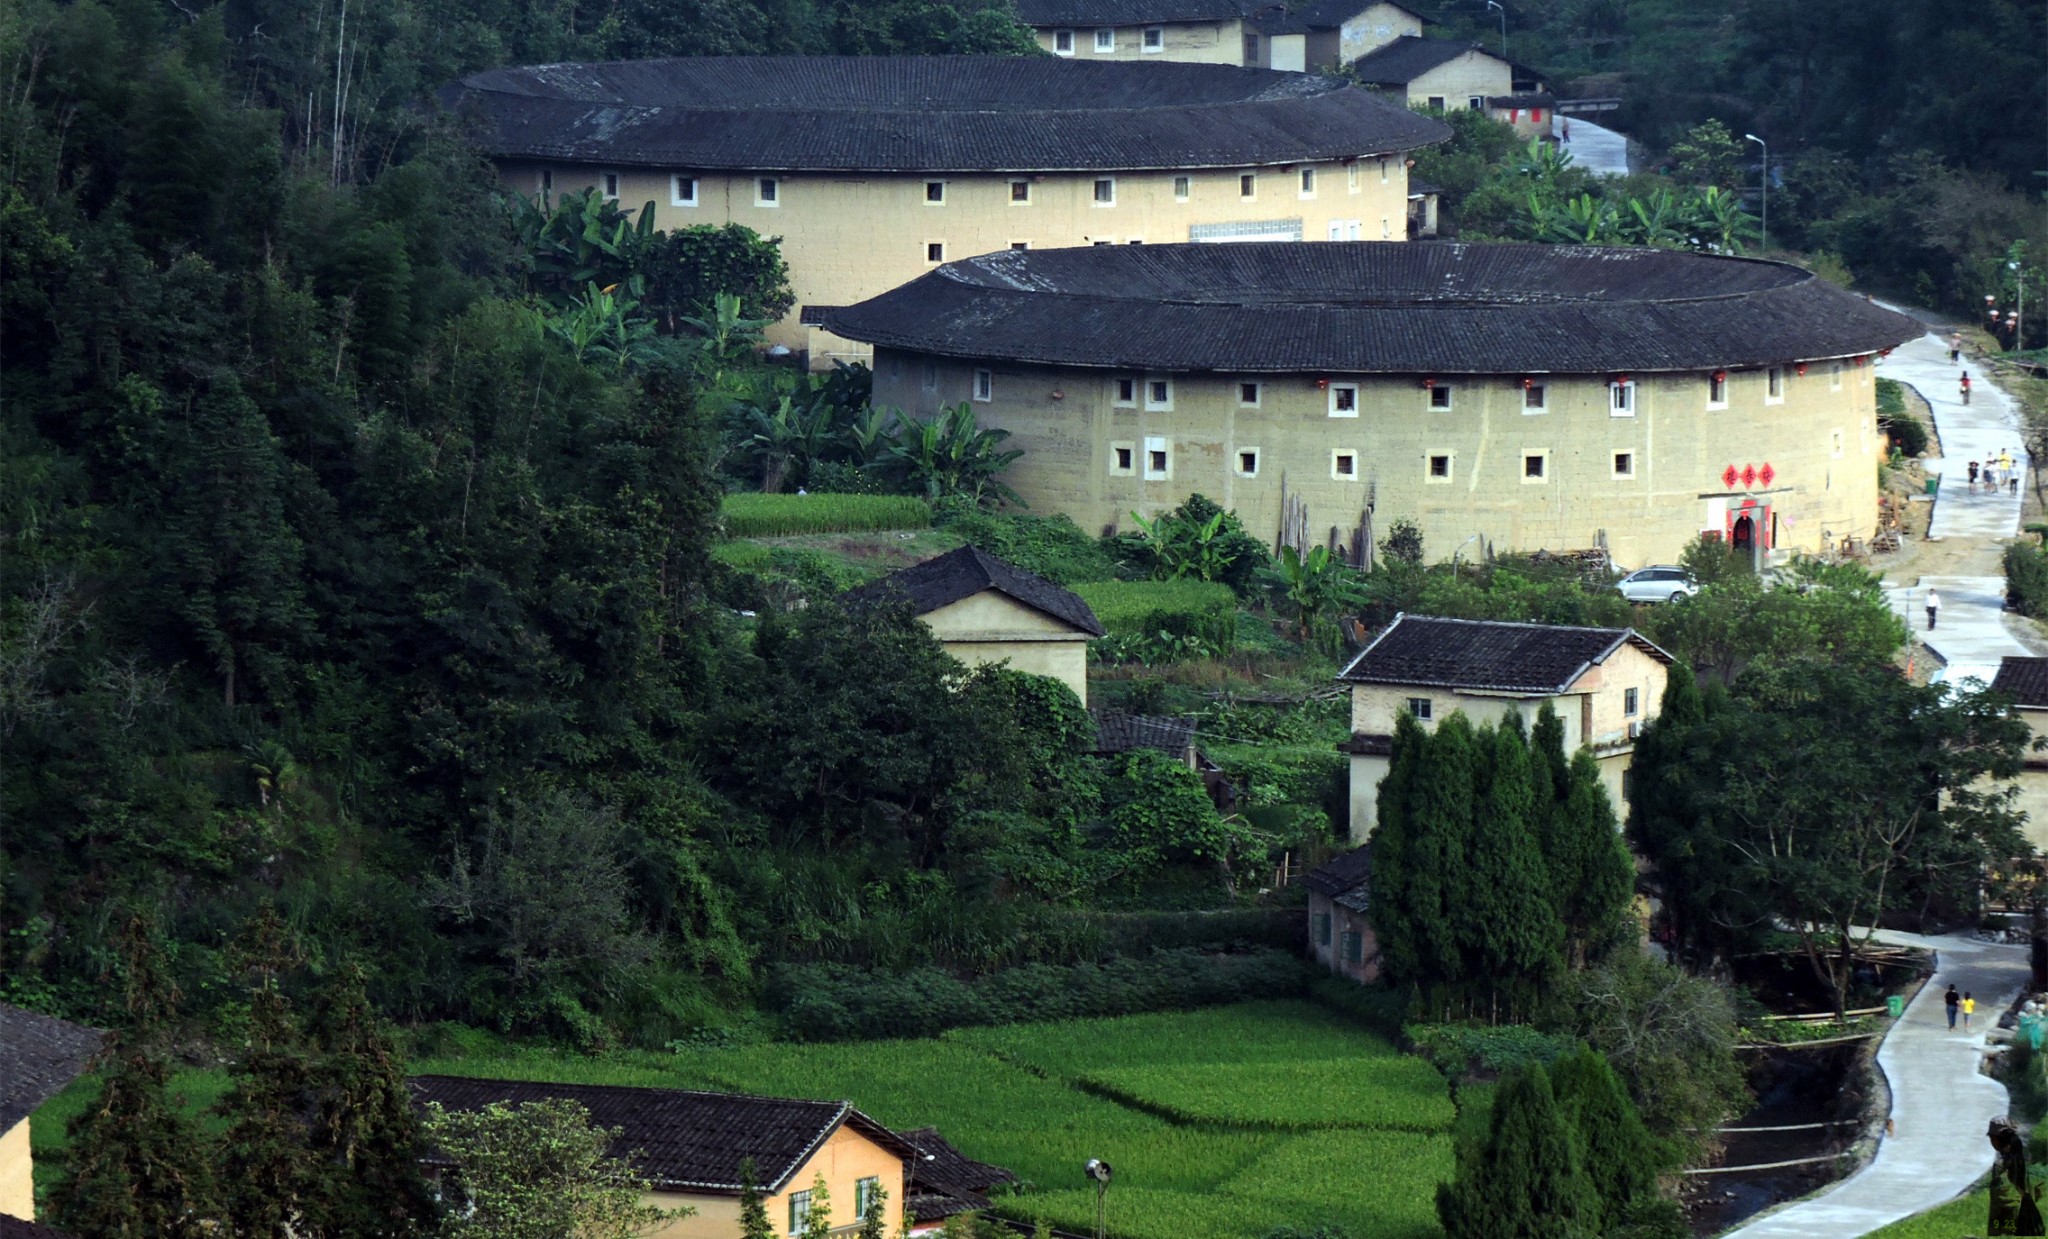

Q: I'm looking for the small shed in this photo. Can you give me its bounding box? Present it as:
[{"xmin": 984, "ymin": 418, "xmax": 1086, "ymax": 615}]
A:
[
  {"xmin": 848, "ymin": 546, "xmax": 1104, "ymax": 702},
  {"xmin": 1304, "ymin": 846, "xmax": 1380, "ymax": 984}
]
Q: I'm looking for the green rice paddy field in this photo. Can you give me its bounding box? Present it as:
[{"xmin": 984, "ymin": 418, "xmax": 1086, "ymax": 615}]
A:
[{"xmin": 35, "ymin": 1000, "xmax": 1455, "ymax": 1239}]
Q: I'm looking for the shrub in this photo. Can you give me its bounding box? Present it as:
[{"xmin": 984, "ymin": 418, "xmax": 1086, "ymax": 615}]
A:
[
  {"xmin": 1876, "ymin": 378, "xmax": 1930, "ymax": 456},
  {"xmin": 1407, "ymin": 1023, "xmax": 1575, "ymax": 1078},
  {"xmin": 1100, "ymin": 909, "xmax": 1306, "ymax": 955},
  {"xmin": 2007, "ymin": 542, "xmax": 2048, "ymax": 618},
  {"xmin": 944, "ymin": 511, "xmax": 1119, "ymax": 585},
  {"xmin": 720, "ymin": 492, "xmax": 931, "ymax": 537},
  {"xmin": 1073, "ymin": 579, "xmax": 1238, "ymax": 648}
]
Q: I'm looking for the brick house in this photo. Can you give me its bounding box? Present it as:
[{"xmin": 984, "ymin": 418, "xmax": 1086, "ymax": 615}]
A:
[{"xmin": 1305, "ymin": 846, "xmax": 1378, "ymax": 982}]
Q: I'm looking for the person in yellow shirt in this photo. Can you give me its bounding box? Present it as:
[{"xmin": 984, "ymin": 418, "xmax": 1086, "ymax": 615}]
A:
[{"xmin": 1964, "ymin": 992, "xmax": 1977, "ymax": 1031}]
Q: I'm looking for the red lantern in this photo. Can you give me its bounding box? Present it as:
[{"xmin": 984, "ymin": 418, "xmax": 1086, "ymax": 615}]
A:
[
  {"xmin": 1713, "ymin": 369, "xmax": 1728, "ymax": 382},
  {"xmin": 1422, "ymin": 377, "xmax": 1436, "ymax": 389},
  {"xmin": 1722, "ymin": 465, "xmax": 1740, "ymax": 489},
  {"xmin": 1613, "ymin": 373, "xmax": 1630, "ymax": 386},
  {"xmin": 1796, "ymin": 362, "xmax": 1809, "ymax": 376},
  {"xmin": 1742, "ymin": 464, "xmax": 1757, "ymax": 487},
  {"xmin": 1853, "ymin": 354, "xmax": 1867, "ymax": 366},
  {"xmin": 1759, "ymin": 463, "xmax": 1775, "ymax": 486},
  {"xmin": 1316, "ymin": 377, "xmax": 1330, "ymax": 390},
  {"xmin": 1880, "ymin": 348, "xmax": 1892, "ymax": 359},
  {"xmin": 1521, "ymin": 376, "xmax": 1534, "ymax": 390}
]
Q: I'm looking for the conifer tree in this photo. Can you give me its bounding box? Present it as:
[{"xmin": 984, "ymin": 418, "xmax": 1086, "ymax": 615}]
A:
[
  {"xmin": 1436, "ymin": 1064, "xmax": 1598, "ymax": 1239},
  {"xmin": 214, "ymin": 905, "xmax": 320, "ymax": 1238},
  {"xmin": 52, "ymin": 915, "xmax": 216, "ymax": 1239},
  {"xmin": 305, "ymin": 963, "xmax": 436, "ymax": 1237},
  {"xmin": 1547, "ymin": 1046, "xmax": 1662, "ymax": 1230},
  {"xmin": 1460, "ymin": 719, "xmax": 1564, "ymax": 1016},
  {"xmin": 1368, "ymin": 710, "xmax": 1431, "ymax": 984},
  {"xmin": 738, "ymin": 1158, "xmax": 774, "ymax": 1239},
  {"xmin": 1553, "ymin": 750, "xmax": 1637, "ymax": 965},
  {"xmin": 1410, "ymin": 712, "xmax": 1479, "ymax": 1008}
]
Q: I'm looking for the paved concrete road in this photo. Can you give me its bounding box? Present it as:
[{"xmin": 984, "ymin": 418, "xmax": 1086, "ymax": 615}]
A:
[
  {"xmin": 1878, "ymin": 326, "xmax": 2029, "ymax": 686},
  {"xmin": 1717, "ymin": 930, "xmax": 2028, "ymax": 1239},
  {"xmin": 1554, "ymin": 114, "xmax": 1628, "ymax": 177}
]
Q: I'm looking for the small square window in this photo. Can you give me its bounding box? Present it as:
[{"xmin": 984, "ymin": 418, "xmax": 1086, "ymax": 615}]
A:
[
  {"xmin": 974, "ymin": 368, "xmax": 993, "ymax": 402},
  {"xmin": 1610, "ymin": 381, "xmax": 1636, "ymax": 416},
  {"xmin": 1145, "ymin": 378, "xmax": 1172, "ymax": 409},
  {"xmin": 1299, "ymin": 167, "xmax": 1316, "ymax": 197},
  {"xmin": 1468, "ymin": 95, "xmax": 1484, "ymax": 110},
  {"xmin": 1143, "ymin": 25, "xmax": 1164, "ymax": 49},
  {"xmin": 1429, "ymin": 385, "xmax": 1452, "ymax": 410},
  {"xmin": 1333, "ymin": 451, "xmax": 1358, "ymax": 479},
  {"xmin": 1115, "ymin": 377, "xmax": 1137, "ymax": 405},
  {"xmin": 756, "ymin": 177, "xmax": 779, "ymax": 206},
  {"xmin": 600, "ymin": 171, "xmax": 620, "ymax": 200},
  {"xmin": 1830, "ymin": 361, "xmax": 1843, "ymax": 391},
  {"xmin": 1111, "ymin": 444, "xmax": 1135, "ymax": 474},
  {"xmin": 1237, "ymin": 449, "xmax": 1259, "ymax": 476},
  {"xmin": 926, "ymin": 242, "xmax": 945, "ymax": 262},
  {"xmin": 1612, "ymin": 451, "xmax": 1635, "ymax": 478},
  {"xmin": 1240, "ymin": 173, "xmax": 1256, "ymax": 199},
  {"xmin": 1708, "ymin": 372, "xmax": 1728, "ymax": 407},
  {"xmin": 1523, "ymin": 383, "xmax": 1547, "ymax": 412},
  {"xmin": 1341, "ymin": 929, "xmax": 1362, "ymax": 964},
  {"xmin": 1238, "ymin": 381, "xmax": 1260, "ymax": 406},
  {"xmin": 925, "ymin": 180, "xmax": 946, "ymax": 204},
  {"xmin": 1010, "ymin": 179, "xmax": 1031, "ymax": 204},
  {"xmin": 1173, "ymin": 175, "xmax": 1191, "ymax": 200},
  {"xmin": 1624, "ymin": 687, "xmax": 1640, "ymax": 716},
  {"xmin": 1314, "ymin": 911, "xmax": 1331, "ymax": 946},
  {"xmin": 1523, "ymin": 453, "xmax": 1548, "ymax": 481},
  {"xmin": 921, "ymin": 362, "xmax": 938, "ymax": 392},
  {"xmin": 1094, "ymin": 27, "xmax": 1115, "ymax": 51},
  {"xmin": 1054, "ymin": 28, "xmax": 1075, "ymax": 53},
  {"xmin": 1426, "ymin": 95, "xmax": 1446, "ymax": 110},
  {"xmin": 1010, "ymin": 241, "xmax": 1030, "ymax": 251},
  {"xmin": 1093, "ymin": 178, "xmax": 1116, "ymax": 205},
  {"xmin": 1330, "ymin": 383, "xmax": 1359, "ymax": 417},
  {"xmin": 1379, "ymin": 157, "xmax": 1389, "ymax": 184},
  {"xmin": 671, "ymin": 174, "xmax": 698, "ymax": 206},
  {"xmin": 1126, "ymin": 237, "xmax": 1143, "ymax": 245},
  {"xmin": 1427, "ymin": 453, "xmax": 1451, "ymax": 481},
  {"xmin": 1766, "ymin": 366, "xmax": 1785, "ymax": 402},
  {"xmin": 1406, "ymin": 697, "xmax": 1432, "ymax": 720},
  {"xmin": 1144, "ymin": 435, "xmax": 1170, "ymax": 478},
  {"xmin": 1348, "ymin": 162, "xmax": 1360, "ymax": 191}
]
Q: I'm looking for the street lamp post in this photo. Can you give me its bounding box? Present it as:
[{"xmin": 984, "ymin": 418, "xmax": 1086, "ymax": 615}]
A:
[
  {"xmin": 1485, "ymin": 0, "xmax": 1506, "ymax": 57},
  {"xmin": 2012, "ymin": 260, "xmax": 2027, "ymax": 350},
  {"xmin": 1084, "ymin": 1159, "xmax": 1113, "ymax": 1239},
  {"xmin": 1743, "ymin": 133, "xmax": 1768, "ymax": 254}
]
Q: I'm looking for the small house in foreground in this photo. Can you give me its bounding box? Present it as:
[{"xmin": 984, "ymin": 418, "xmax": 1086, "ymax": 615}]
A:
[
  {"xmin": 1, "ymin": 1003, "xmax": 103, "ymax": 1223},
  {"xmin": 1305, "ymin": 846, "xmax": 1379, "ymax": 983},
  {"xmin": 1337, "ymin": 614, "xmax": 1671, "ymax": 842},
  {"xmin": 1350, "ymin": 36, "xmax": 1553, "ymax": 137},
  {"xmin": 848, "ymin": 546, "xmax": 1104, "ymax": 702},
  {"xmin": 1990, "ymin": 657, "xmax": 2048, "ymax": 851}
]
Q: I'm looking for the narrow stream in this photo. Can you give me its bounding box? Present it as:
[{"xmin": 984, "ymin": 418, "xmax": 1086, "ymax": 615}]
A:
[{"xmin": 1684, "ymin": 1041, "xmax": 1870, "ymax": 1235}]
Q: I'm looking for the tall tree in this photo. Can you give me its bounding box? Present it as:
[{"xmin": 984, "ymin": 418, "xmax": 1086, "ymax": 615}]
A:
[
  {"xmin": 304, "ymin": 964, "xmax": 437, "ymax": 1237},
  {"xmin": 1459, "ymin": 718, "xmax": 1563, "ymax": 1017},
  {"xmin": 1546, "ymin": 1046, "xmax": 1666, "ymax": 1231},
  {"xmin": 214, "ymin": 906, "xmax": 320, "ymax": 1238},
  {"xmin": 1549, "ymin": 751, "xmax": 1636, "ymax": 967},
  {"xmin": 1436, "ymin": 1064, "xmax": 1598, "ymax": 1239}
]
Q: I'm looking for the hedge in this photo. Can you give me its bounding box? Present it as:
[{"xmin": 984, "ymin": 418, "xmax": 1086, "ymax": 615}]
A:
[
  {"xmin": 1073, "ymin": 578, "xmax": 1239, "ymax": 646},
  {"xmin": 720, "ymin": 492, "xmax": 931, "ymax": 537},
  {"xmin": 764, "ymin": 947, "xmax": 1313, "ymax": 1041},
  {"xmin": 1098, "ymin": 909, "xmax": 1306, "ymax": 955},
  {"xmin": 2007, "ymin": 541, "xmax": 2048, "ymax": 618}
]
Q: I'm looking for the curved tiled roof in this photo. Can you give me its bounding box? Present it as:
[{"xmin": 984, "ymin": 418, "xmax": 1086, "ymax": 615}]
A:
[
  {"xmin": 824, "ymin": 242, "xmax": 1922, "ymax": 373},
  {"xmin": 441, "ymin": 57, "xmax": 1449, "ymax": 172}
]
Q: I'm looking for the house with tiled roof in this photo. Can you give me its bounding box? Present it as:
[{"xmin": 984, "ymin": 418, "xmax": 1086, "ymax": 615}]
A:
[
  {"xmin": 1350, "ymin": 36, "xmax": 1555, "ymax": 138},
  {"xmin": 1334, "ymin": 614, "xmax": 1673, "ymax": 841},
  {"xmin": 1015, "ymin": 0, "xmax": 1424, "ymax": 71},
  {"xmin": 1990, "ymin": 657, "xmax": 2048, "ymax": 850},
  {"xmin": 847, "ymin": 545, "xmax": 1104, "ymax": 701},
  {"xmin": 1304, "ymin": 845, "xmax": 1378, "ymax": 982},
  {"xmin": 442, "ymin": 56, "xmax": 1447, "ymax": 365},
  {"xmin": 412, "ymin": 1076, "xmax": 1012, "ymax": 1238},
  {"xmin": 0, "ymin": 1003, "xmax": 104, "ymax": 1223}
]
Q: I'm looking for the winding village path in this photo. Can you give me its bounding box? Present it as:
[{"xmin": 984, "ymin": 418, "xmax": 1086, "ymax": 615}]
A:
[{"xmin": 1552, "ymin": 113, "xmax": 1629, "ymax": 177}]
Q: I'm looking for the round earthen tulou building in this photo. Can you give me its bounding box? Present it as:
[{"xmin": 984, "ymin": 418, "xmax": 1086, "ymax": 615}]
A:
[{"xmin": 826, "ymin": 242, "xmax": 1923, "ymax": 569}]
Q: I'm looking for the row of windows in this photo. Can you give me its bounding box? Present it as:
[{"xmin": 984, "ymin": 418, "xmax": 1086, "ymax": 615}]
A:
[
  {"xmin": 584, "ymin": 163, "xmax": 1393, "ymax": 210},
  {"xmin": 1401, "ymin": 687, "xmax": 1638, "ymax": 723},
  {"xmin": 1051, "ymin": 26, "xmax": 1167, "ymax": 53},
  {"xmin": 1108, "ymin": 443, "xmax": 1643, "ymax": 484},
  {"xmin": 789, "ymin": 1177, "xmax": 883, "ymax": 1234}
]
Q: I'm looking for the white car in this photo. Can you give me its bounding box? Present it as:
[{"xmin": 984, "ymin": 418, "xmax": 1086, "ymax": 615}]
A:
[{"xmin": 1617, "ymin": 566, "xmax": 1699, "ymax": 603}]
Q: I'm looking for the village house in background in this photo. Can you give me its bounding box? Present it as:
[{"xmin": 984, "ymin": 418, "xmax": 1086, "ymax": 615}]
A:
[
  {"xmin": 1336, "ymin": 615, "xmax": 1673, "ymax": 842},
  {"xmin": 1990, "ymin": 657, "xmax": 2048, "ymax": 851},
  {"xmin": 0, "ymin": 1003, "xmax": 103, "ymax": 1223},
  {"xmin": 1013, "ymin": 0, "xmax": 1425, "ymax": 71},
  {"xmin": 1349, "ymin": 37, "xmax": 1555, "ymax": 139},
  {"xmin": 829, "ymin": 243, "xmax": 1920, "ymax": 569},
  {"xmin": 442, "ymin": 57, "xmax": 1447, "ymax": 365},
  {"xmin": 409, "ymin": 1077, "xmax": 1006, "ymax": 1239},
  {"xmin": 846, "ymin": 546, "xmax": 1104, "ymax": 702},
  {"xmin": 1304, "ymin": 845, "xmax": 1379, "ymax": 982}
]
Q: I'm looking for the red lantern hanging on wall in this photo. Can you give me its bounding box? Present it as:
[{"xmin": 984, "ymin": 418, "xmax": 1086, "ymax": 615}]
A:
[
  {"xmin": 1796, "ymin": 362, "xmax": 1809, "ymax": 376},
  {"xmin": 1421, "ymin": 377, "xmax": 1436, "ymax": 390}
]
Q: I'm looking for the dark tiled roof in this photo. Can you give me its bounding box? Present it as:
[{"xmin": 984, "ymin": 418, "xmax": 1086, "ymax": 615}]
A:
[
  {"xmin": 1091, "ymin": 710, "xmax": 1197, "ymax": 754},
  {"xmin": 1408, "ymin": 176, "xmax": 1441, "ymax": 194},
  {"xmin": 798, "ymin": 305, "xmax": 843, "ymax": 326},
  {"xmin": 1992, "ymin": 657, "xmax": 2048, "ymax": 708},
  {"xmin": 1350, "ymin": 35, "xmax": 1484, "ymax": 83},
  {"xmin": 846, "ymin": 546, "xmax": 1105, "ymax": 636},
  {"xmin": 899, "ymin": 1127, "xmax": 1017, "ymax": 1222},
  {"xmin": 408, "ymin": 1076, "xmax": 914, "ymax": 1194},
  {"xmin": 443, "ymin": 57, "xmax": 1448, "ymax": 173},
  {"xmin": 0, "ymin": 1002, "xmax": 104, "ymax": 1130},
  {"xmin": 1305, "ymin": 844, "xmax": 1372, "ymax": 897},
  {"xmin": 825, "ymin": 242, "xmax": 1921, "ymax": 374},
  {"xmin": 0, "ymin": 1218, "xmax": 75, "ymax": 1239},
  {"xmin": 1336, "ymin": 613, "xmax": 1671, "ymax": 693}
]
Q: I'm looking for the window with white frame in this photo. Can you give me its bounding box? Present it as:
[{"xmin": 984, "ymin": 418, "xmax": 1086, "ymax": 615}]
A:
[
  {"xmin": 926, "ymin": 242, "xmax": 945, "ymax": 262},
  {"xmin": 1239, "ymin": 172, "xmax": 1256, "ymax": 199},
  {"xmin": 1406, "ymin": 696, "xmax": 1432, "ymax": 720},
  {"xmin": 1110, "ymin": 443, "xmax": 1135, "ymax": 474},
  {"xmin": 1094, "ymin": 27, "xmax": 1115, "ymax": 51},
  {"xmin": 1173, "ymin": 175, "xmax": 1191, "ymax": 200},
  {"xmin": 1238, "ymin": 381, "xmax": 1261, "ymax": 407},
  {"xmin": 1708, "ymin": 371, "xmax": 1728, "ymax": 407},
  {"xmin": 1468, "ymin": 95, "xmax": 1484, "ymax": 110},
  {"xmin": 973, "ymin": 368, "xmax": 993, "ymax": 402},
  {"xmin": 1522, "ymin": 451, "xmax": 1549, "ymax": 482},
  {"xmin": 1379, "ymin": 157, "xmax": 1389, "ymax": 184},
  {"xmin": 1329, "ymin": 382, "xmax": 1360, "ymax": 417},
  {"xmin": 1143, "ymin": 26, "xmax": 1164, "ymax": 50},
  {"xmin": 1428, "ymin": 384, "xmax": 1452, "ymax": 410},
  {"xmin": 1427, "ymin": 453, "xmax": 1452, "ymax": 482},
  {"xmin": 670, "ymin": 174, "xmax": 698, "ymax": 206},
  {"xmin": 1612, "ymin": 450, "xmax": 1635, "ymax": 478},
  {"xmin": 1381, "ymin": 217, "xmax": 1391, "ymax": 238},
  {"xmin": 1624, "ymin": 687, "xmax": 1640, "ymax": 716},
  {"xmin": 789, "ymin": 1191, "xmax": 813, "ymax": 1234},
  {"xmin": 1332, "ymin": 450, "xmax": 1358, "ymax": 479},
  {"xmin": 1829, "ymin": 361, "xmax": 1842, "ymax": 390},
  {"xmin": 925, "ymin": 180, "xmax": 946, "ymax": 204},
  {"xmin": 1053, "ymin": 29, "xmax": 1074, "ymax": 53},
  {"xmin": 1523, "ymin": 382, "xmax": 1547, "ymax": 412},
  {"xmin": 1114, "ymin": 377, "xmax": 1137, "ymax": 405},
  {"xmin": 1610, "ymin": 379, "xmax": 1636, "ymax": 416},
  {"xmin": 1144, "ymin": 377, "xmax": 1173, "ymax": 410},
  {"xmin": 1143, "ymin": 436, "xmax": 1170, "ymax": 479},
  {"xmin": 855, "ymin": 1178, "xmax": 882, "ymax": 1219},
  {"xmin": 1299, "ymin": 167, "xmax": 1316, "ymax": 198},
  {"xmin": 1010, "ymin": 179, "xmax": 1031, "ymax": 204},
  {"xmin": 1348, "ymin": 162, "xmax": 1360, "ymax": 191},
  {"xmin": 756, "ymin": 177, "xmax": 779, "ymax": 206},
  {"xmin": 1766, "ymin": 366, "xmax": 1785, "ymax": 402},
  {"xmin": 1236, "ymin": 448, "xmax": 1259, "ymax": 477},
  {"xmin": 600, "ymin": 171, "xmax": 620, "ymax": 200},
  {"xmin": 1093, "ymin": 178, "xmax": 1116, "ymax": 205}
]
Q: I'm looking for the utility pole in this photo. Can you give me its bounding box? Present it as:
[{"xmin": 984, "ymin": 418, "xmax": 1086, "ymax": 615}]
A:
[
  {"xmin": 1485, "ymin": 0, "xmax": 1507, "ymax": 58},
  {"xmin": 1743, "ymin": 133, "xmax": 1768, "ymax": 253}
]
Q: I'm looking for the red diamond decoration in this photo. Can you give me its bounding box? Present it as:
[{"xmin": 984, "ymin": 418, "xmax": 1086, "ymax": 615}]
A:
[
  {"xmin": 1723, "ymin": 465, "xmax": 1740, "ymax": 488},
  {"xmin": 1759, "ymin": 463, "xmax": 1775, "ymax": 487},
  {"xmin": 1742, "ymin": 464, "xmax": 1758, "ymax": 487}
]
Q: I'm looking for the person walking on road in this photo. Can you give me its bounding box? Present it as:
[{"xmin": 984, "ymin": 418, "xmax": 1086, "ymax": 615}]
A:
[
  {"xmin": 1962, "ymin": 372, "xmax": 1973, "ymax": 404},
  {"xmin": 1947, "ymin": 985, "xmax": 1962, "ymax": 1029},
  {"xmin": 1927, "ymin": 587, "xmax": 1941, "ymax": 631},
  {"xmin": 1950, "ymin": 332, "xmax": 1963, "ymax": 364},
  {"xmin": 1970, "ymin": 461, "xmax": 1982, "ymax": 489},
  {"xmin": 1964, "ymin": 992, "xmax": 1976, "ymax": 1031}
]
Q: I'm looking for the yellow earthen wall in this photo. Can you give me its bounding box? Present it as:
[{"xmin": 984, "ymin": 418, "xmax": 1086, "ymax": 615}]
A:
[
  {"xmin": 919, "ymin": 591, "xmax": 1093, "ymax": 701},
  {"xmin": 639, "ymin": 1126, "xmax": 905, "ymax": 1239},
  {"xmin": 1, "ymin": 1118, "xmax": 33, "ymax": 1221},
  {"xmin": 1998, "ymin": 710, "xmax": 2048, "ymax": 853},
  {"xmin": 1399, "ymin": 51, "xmax": 1514, "ymax": 110},
  {"xmin": 1033, "ymin": 19, "xmax": 1247, "ymax": 63},
  {"xmin": 873, "ymin": 354, "xmax": 1880, "ymax": 574},
  {"xmin": 504, "ymin": 162, "xmax": 1415, "ymax": 358}
]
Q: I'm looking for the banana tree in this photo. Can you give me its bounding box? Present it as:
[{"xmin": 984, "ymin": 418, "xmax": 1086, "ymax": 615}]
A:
[
  {"xmin": 1682, "ymin": 186, "xmax": 1761, "ymax": 255},
  {"xmin": 1127, "ymin": 508, "xmax": 1237, "ymax": 582},
  {"xmin": 1261, "ymin": 544, "xmax": 1371, "ymax": 642},
  {"xmin": 881, "ymin": 402, "xmax": 1024, "ymax": 507},
  {"xmin": 1623, "ymin": 189, "xmax": 1686, "ymax": 248},
  {"xmin": 734, "ymin": 394, "xmax": 836, "ymax": 492}
]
